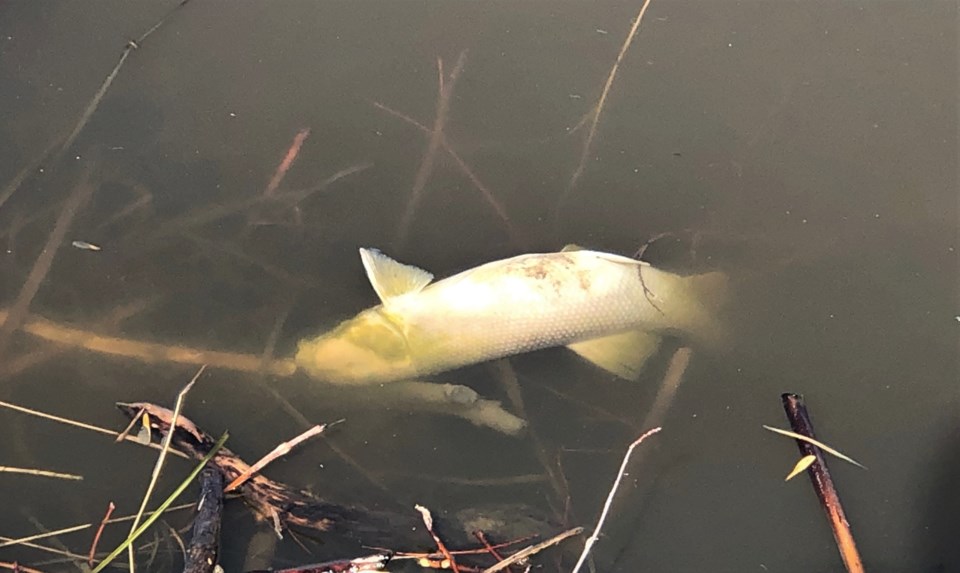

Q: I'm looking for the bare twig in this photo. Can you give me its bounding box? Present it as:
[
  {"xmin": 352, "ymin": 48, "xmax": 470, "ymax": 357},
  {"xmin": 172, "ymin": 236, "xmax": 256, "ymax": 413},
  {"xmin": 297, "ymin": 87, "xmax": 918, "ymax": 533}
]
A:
[
  {"xmin": 373, "ymin": 101, "xmax": 523, "ymax": 248},
  {"xmin": 87, "ymin": 502, "xmax": 115, "ymax": 567},
  {"xmin": 0, "ymin": 0, "xmax": 190, "ymax": 211},
  {"xmin": 481, "ymin": 527, "xmax": 583, "ymax": 573},
  {"xmin": 224, "ymin": 423, "xmax": 331, "ymax": 492},
  {"xmin": 570, "ymin": 427, "xmax": 662, "ymax": 573},
  {"xmin": 263, "ymin": 128, "xmax": 311, "ymax": 197},
  {"xmin": 398, "ymin": 50, "xmax": 467, "ymax": 246},
  {"xmin": 0, "ymin": 467, "xmax": 82, "ymax": 481},
  {"xmin": 567, "ymin": 0, "xmax": 655, "ymax": 192}
]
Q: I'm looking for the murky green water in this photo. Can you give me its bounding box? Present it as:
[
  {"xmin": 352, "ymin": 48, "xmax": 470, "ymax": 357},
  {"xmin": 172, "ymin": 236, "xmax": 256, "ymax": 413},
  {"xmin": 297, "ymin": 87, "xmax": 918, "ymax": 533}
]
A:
[{"xmin": 1, "ymin": 2, "xmax": 956, "ymax": 571}]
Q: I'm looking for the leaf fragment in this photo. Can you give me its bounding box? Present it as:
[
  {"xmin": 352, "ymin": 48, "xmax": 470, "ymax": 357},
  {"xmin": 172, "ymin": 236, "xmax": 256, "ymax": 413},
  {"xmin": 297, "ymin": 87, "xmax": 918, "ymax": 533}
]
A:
[{"xmin": 785, "ymin": 455, "xmax": 817, "ymax": 481}]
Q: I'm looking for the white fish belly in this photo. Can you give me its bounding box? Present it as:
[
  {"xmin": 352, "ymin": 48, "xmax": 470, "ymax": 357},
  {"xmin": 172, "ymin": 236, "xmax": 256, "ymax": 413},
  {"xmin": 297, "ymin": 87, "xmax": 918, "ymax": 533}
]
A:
[{"xmin": 392, "ymin": 251, "xmax": 658, "ymax": 374}]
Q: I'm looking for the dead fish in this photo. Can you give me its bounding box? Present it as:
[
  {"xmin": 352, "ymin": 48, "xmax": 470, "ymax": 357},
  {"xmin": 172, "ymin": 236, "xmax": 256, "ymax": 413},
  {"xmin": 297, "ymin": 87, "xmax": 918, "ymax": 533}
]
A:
[{"xmin": 295, "ymin": 246, "xmax": 728, "ymax": 385}]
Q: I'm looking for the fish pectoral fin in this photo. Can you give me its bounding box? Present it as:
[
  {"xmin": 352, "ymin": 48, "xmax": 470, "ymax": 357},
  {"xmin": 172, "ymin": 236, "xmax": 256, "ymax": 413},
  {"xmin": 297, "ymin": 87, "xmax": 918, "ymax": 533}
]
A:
[
  {"xmin": 566, "ymin": 330, "xmax": 661, "ymax": 380},
  {"xmin": 359, "ymin": 248, "xmax": 434, "ymax": 304}
]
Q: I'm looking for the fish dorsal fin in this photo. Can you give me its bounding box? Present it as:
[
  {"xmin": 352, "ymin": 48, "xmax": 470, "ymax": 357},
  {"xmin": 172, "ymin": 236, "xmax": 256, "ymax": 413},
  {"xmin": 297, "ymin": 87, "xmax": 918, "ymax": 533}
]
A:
[
  {"xmin": 359, "ymin": 248, "xmax": 434, "ymax": 305},
  {"xmin": 560, "ymin": 243, "xmax": 585, "ymax": 252},
  {"xmin": 566, "ymin": 330, "xmax": 661, "ymax": 380}
]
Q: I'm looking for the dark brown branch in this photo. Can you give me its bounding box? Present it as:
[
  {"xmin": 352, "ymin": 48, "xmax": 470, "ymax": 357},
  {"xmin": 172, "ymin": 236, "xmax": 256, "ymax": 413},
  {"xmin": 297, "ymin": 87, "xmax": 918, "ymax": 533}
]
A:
[
  {"xmin": 781, "ymin": 393, "xmax": 865, "ymax": 573},
  {"xmin": 183, "ymin": 466, "xmax": 223, "ymax": 573}
]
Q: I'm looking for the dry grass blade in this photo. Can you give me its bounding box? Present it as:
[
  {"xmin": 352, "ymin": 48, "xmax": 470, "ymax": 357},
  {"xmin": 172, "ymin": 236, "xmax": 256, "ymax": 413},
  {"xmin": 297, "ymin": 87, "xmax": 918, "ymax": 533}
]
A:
[
  {"xmin": 763, "ymin": 425, "xmax": 867, "ymax": 469},
  {"xmin": 0, "ymin": 466, "xmax": 82, "ymax": 481}
]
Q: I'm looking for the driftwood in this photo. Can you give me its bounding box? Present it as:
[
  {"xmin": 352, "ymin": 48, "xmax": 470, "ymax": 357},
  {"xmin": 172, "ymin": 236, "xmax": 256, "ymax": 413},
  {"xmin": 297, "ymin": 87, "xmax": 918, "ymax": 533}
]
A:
[{"xmin": 115, "ymin": 402, "xmax": 409, "ymax": 543}]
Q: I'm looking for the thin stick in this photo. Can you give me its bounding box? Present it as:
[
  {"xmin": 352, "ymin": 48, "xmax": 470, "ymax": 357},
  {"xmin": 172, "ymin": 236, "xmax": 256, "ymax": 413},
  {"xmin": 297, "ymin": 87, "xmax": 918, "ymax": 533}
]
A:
[
  {"xmin": 0, "ymin": 136, "xmax": 62, "ymax": 211},
  {"xmin": 481, "ymin": 527, "xmax": 583, "ymax": 573},
  {"xmin": 0, "ymin": 398, "xmax": 186, "ymax": 458},
  {"xmin": 639, "ymin": 346, "xmax": 691, "ymax": 431},
  {"xmin": 0, "ymin": 562, "xmax": 45, "ymax": 573},
  {"xmin": 0, "ymin": 502, "xmax": 197, "ymax": 551},
  {"xmin": 568, "ymin": 0, "xmax": 654, "ymax": 192},
  {"xmin": 570, "ymin": 427, "xmax": 662, "ymax": 573},
  {"xmin": 56, "ymin": 1, "xmax": 189, "ymax": 157},
  {"xmin": 489, "ymin": 360, "xmax": 570, "ymax": 517},
  {"xmin": 780, "ymin": 394, "xmax": 865, "ymax": 573},
  {"xmin": 125, "ymin": 367, "xmax": 203, "ymax": 571},
  {"xmin": 263, "ymin": 128, "xmax": 311, "ymax": 197},
  {"xmin": 87, "ymin": 502, "xmax": 115, "ymax": 567},
  {"xmin": 224, "ymin": 423, "xmax": 330, "ymax": 492},
  {"xmin": 373, "ymin": 101, "xmax": 522, "ymax": 248},
  {"xmin": 0, "ymin": 162, "xmax": 97, "ymax": 362},
  {"xmin": 0, "ymin": 1, "xmax": 190, "ymax": 212},
  {"xmin": 397, "ymin": 50, "xmax": 467, "ymax": 246},
  {"xmin": 0, "ymin": 466, "xmax": 82, "ymax": 481}
]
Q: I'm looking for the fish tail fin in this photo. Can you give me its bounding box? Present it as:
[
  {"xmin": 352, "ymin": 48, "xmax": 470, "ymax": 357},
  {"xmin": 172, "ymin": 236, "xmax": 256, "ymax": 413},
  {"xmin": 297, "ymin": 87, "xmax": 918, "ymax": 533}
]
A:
[{"xmin": 645, "ymin": 268, "xmax": 731, "ymax": 349}]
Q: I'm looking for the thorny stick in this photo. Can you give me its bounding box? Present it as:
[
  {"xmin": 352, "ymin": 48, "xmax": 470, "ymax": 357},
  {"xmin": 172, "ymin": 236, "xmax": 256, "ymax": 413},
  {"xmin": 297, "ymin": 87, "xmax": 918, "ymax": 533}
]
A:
[
  {"xmin": 87, "ymin": 502, "xmax": 115, "ymax": 567},
  {"xmin": 224, "ymin": 423, "xmax": 333, "ymax": 492},
  {"xmin": 781, "ymin": 394, "xmax": 865, "ymax": 573},
  {"xmin": 0, "ymin": 161, "xmax": 97, "ymax": 363},
  {"xmin": 570, "ymin": 427, "xmax": 662, "ymax": 573},
  {"xmin": 481, "ymin": 527, "xmax": 583, "ymax": 573},
  {"xmin": 415, "ymin": 504, "xmax": 461, "ymax": 573},
  {"xmin": 397, "ymin": 50, "xmax": 467, "ymax": 246},
  {"xmin": 263, "ymin": 128, "xmax": 311, "ymax": 197}
]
